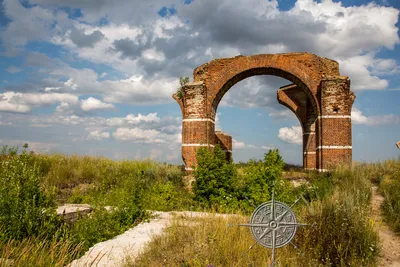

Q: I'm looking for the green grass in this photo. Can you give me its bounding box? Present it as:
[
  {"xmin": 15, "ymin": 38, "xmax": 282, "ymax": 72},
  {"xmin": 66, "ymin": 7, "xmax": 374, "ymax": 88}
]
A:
[
  {"xmin": 0, "ymin": 146, "xmax": 189, "ymax": 265},
  {"xmin": 129, "ymin": 165, "xmax": 379, "ymax": 267},
  {"xmin": 22, "ymin": 151, "xmax": 194, "ymax": 211},
  {"xmin": 1, "ymin": 145, "xmax": 398, "ymax": 266},
  {"xmin": 349, "ymin": 158, "xmax": 400, "ymax": 233},
  {"xmin": 368, "ymin": 158, "xmax": 400, "ymax": 233}
]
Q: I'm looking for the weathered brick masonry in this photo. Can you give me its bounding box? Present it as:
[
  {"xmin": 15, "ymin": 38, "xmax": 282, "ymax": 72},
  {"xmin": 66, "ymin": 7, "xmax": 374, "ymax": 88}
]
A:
[
  {"xmin": 215, "ymin": 131, "xmax": 232, "ymax": 161},
  {"xmin": 173, "ymin": 53, "xmax": 355, "ymax": 172}
]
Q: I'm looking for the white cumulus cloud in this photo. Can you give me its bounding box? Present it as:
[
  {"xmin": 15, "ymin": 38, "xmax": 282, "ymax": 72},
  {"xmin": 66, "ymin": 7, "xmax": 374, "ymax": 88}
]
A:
[
  {"xmin": 0, "ymin": 92, "xmax": 78, "ymax": 113},
  {"xmin": 80, "ymin": 97, "xmax": 114, "ymax": 111},
  {"xmin": 278, "ymin": 126, "xmax": 302, "ymax": 145},
  {"xmin": 351, "ymin": 107, "xmax": 400, "ymax": 125}
]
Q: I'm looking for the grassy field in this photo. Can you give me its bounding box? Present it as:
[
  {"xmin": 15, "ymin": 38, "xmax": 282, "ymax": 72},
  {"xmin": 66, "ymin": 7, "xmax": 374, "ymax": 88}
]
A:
[
  {"xmin": 0, "ymin": 145, "xmax": 190, "ymax": 266},
  {"xmin": 0, "ymin": 145, "xmax": 399, "ymax": 266},
  {"xmin": 131, "ymin": 165, "xmax": 380, "ymax": 267}
]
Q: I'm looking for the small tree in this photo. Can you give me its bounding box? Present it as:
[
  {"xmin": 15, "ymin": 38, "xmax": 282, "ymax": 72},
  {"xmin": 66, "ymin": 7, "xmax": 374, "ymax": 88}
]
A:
[
  {"xmin": 177, "ymin": 77, "xmax": 189, "ymax": 99},
  {"xmin": 193, "ymin": 145, "xmax": 236, "ymax": 206}
]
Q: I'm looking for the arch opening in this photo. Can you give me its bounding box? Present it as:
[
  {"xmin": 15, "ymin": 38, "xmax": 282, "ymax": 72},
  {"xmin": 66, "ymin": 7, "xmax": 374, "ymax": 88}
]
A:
[
  {"xmin": 211, "ymin": 68, "xmax": 318, "ymax": 119},
  {"xmin": 213, "ymin": 74, "xmax": 318, "ymax": 169}
]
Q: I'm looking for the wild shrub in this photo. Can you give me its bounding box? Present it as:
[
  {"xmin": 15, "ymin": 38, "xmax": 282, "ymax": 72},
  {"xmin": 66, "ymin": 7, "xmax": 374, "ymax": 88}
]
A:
[
  {"xmin": 0, "ymin": 146, "xmax": 61, "ymax": 241},
  {"xmin": 68, "ymin": 186, "xmax": 96, "ymax": 204},
  {"xmin": 193, "ymin": 145, "xmax": 237, "ymax": 208}
]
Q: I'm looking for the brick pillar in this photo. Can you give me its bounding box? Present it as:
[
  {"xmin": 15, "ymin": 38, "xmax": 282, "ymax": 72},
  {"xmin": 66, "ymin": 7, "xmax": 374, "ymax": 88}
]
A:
[
  {"xmin": 303, "ymin": 122, "xmax": 317, "ymax": 170},
  {"xmin": 215, "ymin": 131, "xmax": 232, "ymax": 161},
  {"xmin": 317, "ymin": 76, "xmax": 355, "ymax": 171},
  {"xmin": 174, "ymin": 81, "xmax": 215, "ymax": 172},
  {"xmin": 277, "ymin": 84, "xmax": 318, "ymax": 170},
  {"xmin": 303, "ymin": 98, "xmax": 318, "ymax": 170}
]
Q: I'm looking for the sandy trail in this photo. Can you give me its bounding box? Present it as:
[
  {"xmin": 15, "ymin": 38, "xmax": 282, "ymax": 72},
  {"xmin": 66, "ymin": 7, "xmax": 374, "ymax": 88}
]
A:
[
  {"xmin": 67, "ymin": 211, "xmax": 230, "ymax": 267},
  {"xmin": 371, "ymin": 186, "xmax": 400, "ymax": 267}
]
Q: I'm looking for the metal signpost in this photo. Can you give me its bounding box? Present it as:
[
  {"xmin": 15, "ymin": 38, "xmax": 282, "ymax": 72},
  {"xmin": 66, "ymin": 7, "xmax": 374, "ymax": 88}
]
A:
[{"xmin": 239, "ymin": 190, "xmax": 308, "ymax": 266}]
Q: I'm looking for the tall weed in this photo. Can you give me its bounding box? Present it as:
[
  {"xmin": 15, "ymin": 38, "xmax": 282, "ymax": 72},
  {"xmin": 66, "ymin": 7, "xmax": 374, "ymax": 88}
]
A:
[
  {"xmin": 0, "ymin": 234, "xmax": 81, "ymax": 267},
  {"xmin": 375, "ymin": 158, "xmax": 400, "ymax": 233}
]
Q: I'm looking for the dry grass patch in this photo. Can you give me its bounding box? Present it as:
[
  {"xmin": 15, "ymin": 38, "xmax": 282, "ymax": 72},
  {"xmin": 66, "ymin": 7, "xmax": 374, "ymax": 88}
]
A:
[
  {"xmin": 130, "ymin": 214, "xmax": 289, "ymax": 267},
  {"xmin": 0, "ymin": 237, "xmax": 82, "ymax": 267}
]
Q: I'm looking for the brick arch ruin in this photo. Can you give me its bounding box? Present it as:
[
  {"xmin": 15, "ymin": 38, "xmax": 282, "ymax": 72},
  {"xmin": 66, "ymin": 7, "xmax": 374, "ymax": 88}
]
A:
[{"xmin": 173, "ymin": 53, "xmax": 356, "ymax": 172}]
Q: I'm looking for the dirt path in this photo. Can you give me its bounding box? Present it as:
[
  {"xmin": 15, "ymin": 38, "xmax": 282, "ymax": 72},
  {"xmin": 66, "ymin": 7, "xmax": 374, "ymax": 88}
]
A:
[
  {"xmin": 67, "ymin": 211, "xmax": 231, "ymax": 267},
  {"xmin": 371, "ymin": 186, "xmax": 400, "ymax": 267}
]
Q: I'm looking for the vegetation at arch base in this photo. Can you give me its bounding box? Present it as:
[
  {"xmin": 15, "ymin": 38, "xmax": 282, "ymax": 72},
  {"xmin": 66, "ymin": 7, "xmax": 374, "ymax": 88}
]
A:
[
  {"xmin": 176, "ymin": 76, "xmax": 189, "ymax": 99},
  {"xmin": 192, "ymin": 145, "xmax": 296, "ymax": 213}
]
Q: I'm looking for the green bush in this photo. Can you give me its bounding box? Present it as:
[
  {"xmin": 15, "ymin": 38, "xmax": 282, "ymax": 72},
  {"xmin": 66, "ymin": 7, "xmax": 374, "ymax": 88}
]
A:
[
  {"xmin": 143, "ymin": 181, "xmax": 195, "ymax": 211},
  {"xmin": 193, "ymin": 147, "xmax": 296, "ymax": 212},
  {"xmin": 239, "ymin": 149, "xmax": 293, "ymax": 206},
  {"xmin": 193, "ymin": 145, "xmax": 237, "ymax": 207},
  {"xmin": 0, "ymin": 146, "xmax": 61, "ymax": 241}
]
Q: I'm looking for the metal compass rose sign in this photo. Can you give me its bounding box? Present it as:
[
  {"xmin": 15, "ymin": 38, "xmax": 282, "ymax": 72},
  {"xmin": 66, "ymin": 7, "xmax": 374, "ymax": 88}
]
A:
[{"xmin": 239, "ymin": 191, "xmax": 308, "ymax": 266}]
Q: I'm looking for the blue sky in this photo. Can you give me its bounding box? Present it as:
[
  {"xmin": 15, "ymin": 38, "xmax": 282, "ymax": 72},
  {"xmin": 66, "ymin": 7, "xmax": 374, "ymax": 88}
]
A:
[{"xmin": 0, "ymin": 0, "xmax": 399, "ymax": 165}]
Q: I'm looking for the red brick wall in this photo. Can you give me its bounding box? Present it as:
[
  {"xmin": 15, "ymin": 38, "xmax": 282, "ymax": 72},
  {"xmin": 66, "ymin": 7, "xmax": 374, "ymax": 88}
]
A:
[
  {"xmin": 303, "ymin": 132, "xmax": 317, "ymax": 169},
  {"xmin": 182, "ymin": 121, "xmax": 215, "ymax": 144},
  {"xmin": 215, "ymin": 131, "xmax": 232, "ymax": 161},
  {"xmin": 304, "ymin": 153, "xmax": 317, "ymax": 169},
  {"xmin": 319, "ymin": 149, "xmax": 352, "ymax": 170},
  {"xmin": 319, "ymin": 118, "xmax": 352, "ymax": 146},
  {"xmin": 317, "ymin": 76, "xmax": 355, "ymax": 170}
]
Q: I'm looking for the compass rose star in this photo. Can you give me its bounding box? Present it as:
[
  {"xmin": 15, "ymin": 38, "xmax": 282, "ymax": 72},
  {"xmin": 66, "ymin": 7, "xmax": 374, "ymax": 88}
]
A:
[{"xmin": 238, "ymin": 190, "xmax": 309, "ymax": 267}]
